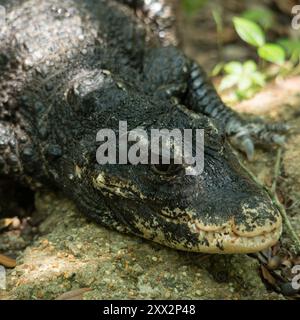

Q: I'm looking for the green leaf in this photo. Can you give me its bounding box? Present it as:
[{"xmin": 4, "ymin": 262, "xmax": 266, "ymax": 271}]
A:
[
  {"xmin": 243, "ymin": 60, "xmax": 257, "ymax": 73},
  {"xmin": 237, "ymin": 75, "xmax": 252, "ymax": 91},
  {"xmin": 250, "ymin": 72, "xmax": 265, "ymax": 87},
  {"xmin": 242, "ymin": 7, "xmax": 274, "ymax": 30},
  {"xmin": 212, "ymin": 8, "xmax": 223, "ymax": 33},
  {"xmin": 210, "ymin": 62, "xmax": 224, "ymax": 77},
  {"xmin": 233, "ymin": 17, "xmax": 265, "ymax": 47},
  {"xmin": 278, "ymin": 39, "xmax": 300, "ymax": 55},
  {"xmin": 236, "ymin": 88, "xmax": 256, "ymax": 100},
  {"xmin": 219, "ymin": 74, "xmax": 239, "ymax": 91},
  {"xmin": 278, "ymin": 39, "xmax": 300, "ymax": 62},
  {"xmin": 224, "ymin": 61, "xmax": 243, "ymax": 74},
  {"xmin": 258, "ymin": 43, "xmax": 286, "ymax": 64}
]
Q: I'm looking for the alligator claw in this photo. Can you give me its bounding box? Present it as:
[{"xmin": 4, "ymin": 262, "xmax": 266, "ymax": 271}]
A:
[
  {"xmin": 241, "ymin": 137, "xmax": 255, "ymax": 161},
  {"xmin": 226, "ymin": 119, "xmax": 289, "ymax": 160},
  {"xmin": 230, "ymin": 134, "xmax": 254, "ymax": 161}
]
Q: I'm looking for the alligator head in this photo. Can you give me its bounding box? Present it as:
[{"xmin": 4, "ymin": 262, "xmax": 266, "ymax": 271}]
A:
[{"xmin": 72, "ymin": 70, "xmax": 283, "ymax": 254}]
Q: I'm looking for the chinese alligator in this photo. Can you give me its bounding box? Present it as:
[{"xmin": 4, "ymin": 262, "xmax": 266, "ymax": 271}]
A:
[{"xmin": 0, "ymin": 0, "xmax": 287, "ymax": 253}]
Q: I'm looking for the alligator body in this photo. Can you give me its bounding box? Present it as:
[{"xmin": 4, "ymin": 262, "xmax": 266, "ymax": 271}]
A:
[{"xmin": 0, "ymin": 0, "xmax": 285, "ymax": 253}]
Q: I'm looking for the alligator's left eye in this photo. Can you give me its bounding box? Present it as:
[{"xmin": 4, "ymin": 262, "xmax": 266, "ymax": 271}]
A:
[{"xmin": 152, "ymin": 163, "xmax": 182, "ymax": 176}]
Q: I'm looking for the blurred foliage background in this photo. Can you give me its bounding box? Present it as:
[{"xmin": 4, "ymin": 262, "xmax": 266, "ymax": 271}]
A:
[{"xmin": 179, "ymin": 0, "xmax": 300, "ymax": 101}]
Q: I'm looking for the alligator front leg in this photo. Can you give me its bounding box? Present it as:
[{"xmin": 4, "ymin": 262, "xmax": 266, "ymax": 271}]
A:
[
  {"xmin": 143, "ymin": 47, "xmax": 288, "ymax": 160},
  {"xmin": 185, "ymin": 61, "xmax": 289, "ymax": 160}
]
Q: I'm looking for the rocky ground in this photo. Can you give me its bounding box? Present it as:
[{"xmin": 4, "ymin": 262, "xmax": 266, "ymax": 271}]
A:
[{"xmin": 0, "ymin": 192, "xmax": 285, "ymax": 300}]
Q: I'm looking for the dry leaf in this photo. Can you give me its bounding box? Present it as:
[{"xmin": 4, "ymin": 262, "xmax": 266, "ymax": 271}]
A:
[
  {"xmin": 0, "ymin": 254, "xmax": 16, "ymax": 268},
  {"xmin": 55, "ymin": 288, "xmax": 92, "ymax": 300}
]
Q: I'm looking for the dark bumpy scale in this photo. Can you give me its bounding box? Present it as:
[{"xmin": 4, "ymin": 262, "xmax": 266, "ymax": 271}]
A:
[{"xmin": 0, "ymin": 0, "xmax": 287, "ymax": 253}]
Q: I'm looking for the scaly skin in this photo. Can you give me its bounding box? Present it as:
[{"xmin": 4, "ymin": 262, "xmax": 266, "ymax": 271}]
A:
[{"xmin": 0, "ymin": 0, "xmax": 285, "ymax": 253}]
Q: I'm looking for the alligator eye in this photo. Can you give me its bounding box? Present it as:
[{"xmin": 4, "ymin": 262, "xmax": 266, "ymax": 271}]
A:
[{"xmin": 152, "ymin": 163, "xmax": 182, "ymax": 176}]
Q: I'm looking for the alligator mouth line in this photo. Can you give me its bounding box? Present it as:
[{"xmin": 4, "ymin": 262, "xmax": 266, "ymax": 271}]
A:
[
  {"xmin": 185, "ymin": 215, "xmax": 282, "ymax": 254},
  {"xmin": 134, "ymin": 214, "xmax": 282, "ymax": 254}
]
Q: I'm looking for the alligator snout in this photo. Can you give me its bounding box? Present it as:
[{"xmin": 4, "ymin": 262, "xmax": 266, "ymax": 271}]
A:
[
  {"xmin": 188, "ymin": 198, "xmax": 282, "ymax": 254},
  {"xmin": 182, "ymin": 169, "xmax": 283, "ymax": 253}
]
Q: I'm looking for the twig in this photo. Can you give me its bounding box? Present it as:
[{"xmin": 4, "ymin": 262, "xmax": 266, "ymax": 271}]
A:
[
  {"xmin": 0, "ymin": 254, "xmax": 16, "ymax": 268},
  {"xmin": 239, "ymin": 149, "xmax": 300, "ymax": 254},
  {"xmin": 271, "ymin": 148, "xmax": 282, "ymax": 194}
]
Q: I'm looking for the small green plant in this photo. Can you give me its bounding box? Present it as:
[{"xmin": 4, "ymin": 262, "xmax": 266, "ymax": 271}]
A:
[
  {"xmin": 233, "ymin": 17, "xmax": 285, "ymax": 64},
  {"xmin": 217, "ymin": 13, "xmax": 290, "ymax": 100},
  {"xmin": 219, "ymin": 60, "xmax": 265, "ymax": 100}
]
